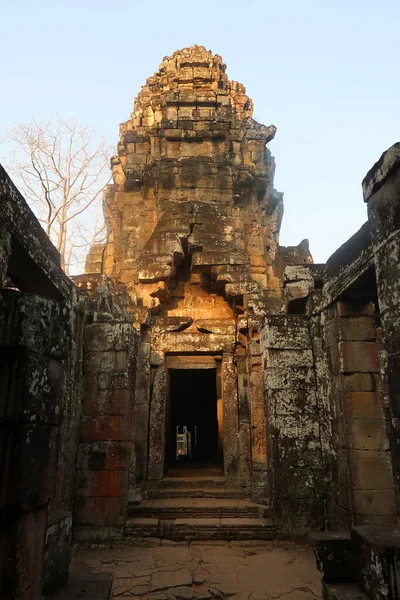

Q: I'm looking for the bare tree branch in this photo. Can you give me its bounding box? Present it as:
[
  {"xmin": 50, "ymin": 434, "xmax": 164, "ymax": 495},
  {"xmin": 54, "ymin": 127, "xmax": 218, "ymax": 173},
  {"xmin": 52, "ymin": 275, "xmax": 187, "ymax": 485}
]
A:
[{"xmin": 1, "ymin": 116, "xmax": 112, "ymax": 273}]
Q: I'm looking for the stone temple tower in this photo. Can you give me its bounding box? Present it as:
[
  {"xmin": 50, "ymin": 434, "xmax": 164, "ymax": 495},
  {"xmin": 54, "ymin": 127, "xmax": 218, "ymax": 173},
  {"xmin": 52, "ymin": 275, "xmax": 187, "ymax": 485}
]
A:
[
  {"xmin": 84, "ymin": 45, "xmax": 312, "ymax": 504},
  {"xmin": 89, "ymin": 45, "xmax": 310, "ymax": 316}
]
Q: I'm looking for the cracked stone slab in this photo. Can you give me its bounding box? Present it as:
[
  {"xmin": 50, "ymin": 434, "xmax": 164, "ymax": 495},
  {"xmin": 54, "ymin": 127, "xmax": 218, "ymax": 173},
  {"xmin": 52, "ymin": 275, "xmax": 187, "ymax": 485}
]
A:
[
  {"xmin": 70, "ymin": 543, "xmax": 322, "ymax": 600},
  {"xmin": 149, "ymin": 593, "xmax": 169, "ymax": 600},
  {"xmin": 197, "ymin": 592, "xmax": 212, "ymax": 600},
  {"xmin": 151, "ymin": 569, "xmax": 193, "ymax": 591},
  {"xmin": 168, "ymin": 585, "xmax": 194, "ymax": 599},
  {"xmin": 112, "ymin": 578, "xmax": 141, "ymax": 597}
]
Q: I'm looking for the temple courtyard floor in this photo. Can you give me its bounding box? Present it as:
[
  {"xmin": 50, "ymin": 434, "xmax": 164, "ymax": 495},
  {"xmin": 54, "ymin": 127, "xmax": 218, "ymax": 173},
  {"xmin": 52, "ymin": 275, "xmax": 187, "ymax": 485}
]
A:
[{"xmin": 54, "ymin": 540, "xmax": 322, "ymax": 600}]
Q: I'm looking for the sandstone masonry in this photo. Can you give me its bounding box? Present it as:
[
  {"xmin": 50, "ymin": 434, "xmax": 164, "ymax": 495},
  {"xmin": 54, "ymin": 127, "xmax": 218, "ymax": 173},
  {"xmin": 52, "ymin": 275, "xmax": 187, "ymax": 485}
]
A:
[{"xmin": 1, "ymin": 46, "xmax": 400, "ymax": 600}]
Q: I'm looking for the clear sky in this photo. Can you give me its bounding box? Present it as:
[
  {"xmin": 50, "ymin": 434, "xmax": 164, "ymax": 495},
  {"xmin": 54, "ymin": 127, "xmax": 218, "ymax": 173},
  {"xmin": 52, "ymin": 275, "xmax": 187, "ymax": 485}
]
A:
[{"xmin": 1, "ymin": 0, "xmax": 399, "ymax": 263}]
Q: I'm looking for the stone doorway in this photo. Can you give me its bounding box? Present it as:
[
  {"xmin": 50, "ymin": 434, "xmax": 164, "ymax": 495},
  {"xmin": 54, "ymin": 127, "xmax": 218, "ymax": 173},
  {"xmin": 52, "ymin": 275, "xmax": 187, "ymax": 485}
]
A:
[{"xmin": 165, "ymin": 368, "xmax": 222, "ymax": 475}]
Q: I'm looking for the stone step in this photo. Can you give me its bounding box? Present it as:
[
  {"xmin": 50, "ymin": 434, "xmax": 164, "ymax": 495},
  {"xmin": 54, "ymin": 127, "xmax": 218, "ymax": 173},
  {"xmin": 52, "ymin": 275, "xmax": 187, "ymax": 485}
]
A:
[
  {"xmin": 323, "ymin": 583, "xmax": 369, "ymax": 600},
  {"xmin": 124, "ymin": 516, "xmax": 276, "ymax": 541},
  {"xmin": 145, "ymin": 477, "xmax": 249, "ymax": 499},
  {"xmin": 128, "ymin": 497, "xmax": 269, "ymax": 519},
  {"xmin": 150, "ymin": 476, "xmax": 228, "ymax": 489},
  {"xmin": 146, "ymin": 487, "xmax": 249, "ymax": 499}
]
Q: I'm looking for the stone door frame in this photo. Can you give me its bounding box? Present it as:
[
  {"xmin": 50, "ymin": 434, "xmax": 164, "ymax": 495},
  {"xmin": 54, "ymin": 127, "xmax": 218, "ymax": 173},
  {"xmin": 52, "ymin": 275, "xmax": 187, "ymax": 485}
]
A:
[{"xmin": 147, "ymin": 350, "xmax": 240, "ymax": 481}]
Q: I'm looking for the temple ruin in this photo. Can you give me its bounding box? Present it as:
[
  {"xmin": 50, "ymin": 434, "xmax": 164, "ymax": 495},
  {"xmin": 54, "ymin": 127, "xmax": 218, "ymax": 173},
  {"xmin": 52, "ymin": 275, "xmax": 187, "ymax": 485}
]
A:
[{"xmin": 1, "ymin": 46, "xmax": 400, "ymax": 600}]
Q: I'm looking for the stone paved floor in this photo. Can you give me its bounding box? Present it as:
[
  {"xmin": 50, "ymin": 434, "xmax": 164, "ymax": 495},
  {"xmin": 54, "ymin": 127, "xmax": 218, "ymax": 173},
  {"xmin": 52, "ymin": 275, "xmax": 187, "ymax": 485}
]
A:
[{"xmin": 70, "ymin": 540, "xmax": 322, "ymax": 600}]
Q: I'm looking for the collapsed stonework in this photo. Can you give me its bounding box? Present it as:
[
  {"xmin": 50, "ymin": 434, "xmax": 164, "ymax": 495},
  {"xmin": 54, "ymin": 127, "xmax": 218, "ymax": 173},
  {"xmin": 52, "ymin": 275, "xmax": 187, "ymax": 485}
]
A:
[{"xmin": 1, "ymin": 46, "xmax": 400, "ymax": 600}]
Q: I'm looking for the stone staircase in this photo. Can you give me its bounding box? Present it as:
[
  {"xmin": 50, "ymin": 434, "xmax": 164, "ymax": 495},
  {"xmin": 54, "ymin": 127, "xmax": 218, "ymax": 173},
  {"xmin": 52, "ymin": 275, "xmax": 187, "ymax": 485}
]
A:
[{"xmin": 125, "ymin": 477, "xmax": 276, "ymax": 541}]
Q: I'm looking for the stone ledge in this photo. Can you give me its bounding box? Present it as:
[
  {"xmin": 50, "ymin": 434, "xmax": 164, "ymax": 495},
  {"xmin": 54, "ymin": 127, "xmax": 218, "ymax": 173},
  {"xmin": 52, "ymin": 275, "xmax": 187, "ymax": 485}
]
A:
[{"xmin": 362, "ymin": 142, "xmax": 400, "ymax": 202}]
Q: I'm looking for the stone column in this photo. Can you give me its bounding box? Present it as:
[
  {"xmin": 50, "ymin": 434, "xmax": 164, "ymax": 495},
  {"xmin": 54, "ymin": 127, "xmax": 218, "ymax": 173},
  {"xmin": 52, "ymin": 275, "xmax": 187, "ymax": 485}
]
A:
[
  {"xmin": 261, "ymin": 315, "xmax": 324, "ymax": 533},
  {"xmin": 147, "ymin": 364, "xmax": 167, "ymax": 480},
  {"xmin": 222, "ymin": 352, "xmax": 239, "ymax": 479}
]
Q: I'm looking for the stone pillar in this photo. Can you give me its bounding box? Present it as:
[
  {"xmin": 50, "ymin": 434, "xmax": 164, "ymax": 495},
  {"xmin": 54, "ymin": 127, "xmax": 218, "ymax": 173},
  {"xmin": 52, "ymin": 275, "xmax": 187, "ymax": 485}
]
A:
[
  {"xmin": 74, "ymin": 319, "xmax": 138, "ymax": 541},
  {"xmin": 363, "ymin": 144, "xmax": 400, "ymax": 514},
  {"xmin": 133, "ymin": 327, "xmax": 152, "ymax": 487},
  {"xmin": 262, "ymin": 315, "xmax": 324, "ymax": 533},
  {"xmin": 247, "ymin": 325, "xmax": 268, "ymax": 501},
  {"xmin": 222, "ymin": 352, "xmax": 239, "ymax": 479},
  {"xmin": 147, "ymin": 364, "xmax": 167, "ymax": 480}
]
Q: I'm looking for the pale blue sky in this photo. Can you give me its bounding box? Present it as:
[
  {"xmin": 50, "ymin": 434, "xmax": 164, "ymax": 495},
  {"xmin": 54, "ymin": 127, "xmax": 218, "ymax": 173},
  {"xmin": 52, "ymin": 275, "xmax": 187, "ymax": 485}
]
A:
[{"xmin": 1, "ymin": 0, "xmax": 399, "ymax": 263}]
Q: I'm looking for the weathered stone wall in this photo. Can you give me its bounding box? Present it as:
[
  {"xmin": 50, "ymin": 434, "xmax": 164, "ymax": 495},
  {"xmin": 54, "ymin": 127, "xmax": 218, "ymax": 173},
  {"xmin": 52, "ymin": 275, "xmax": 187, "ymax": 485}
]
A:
[
  {"xmin": 261, "ymin": 314, "xmax": 324, "ymax": 533},
  {"xmin": 277, "ymin": 195, "xmax": 399, "ymax": 532},
  {"xmin": 0, "ymin": 167, "xmax": 83, "ymax": 599},
  {"xmin": 363, "ymin": 143, "xmax": 400, "ymax": 516},
  {"xmin": 323, "ymin": 298, "xmax": 395, "ymax": 527},
  {"xmin": 73, "ymin": 275, "xmax": 139, "ymax": 542}
]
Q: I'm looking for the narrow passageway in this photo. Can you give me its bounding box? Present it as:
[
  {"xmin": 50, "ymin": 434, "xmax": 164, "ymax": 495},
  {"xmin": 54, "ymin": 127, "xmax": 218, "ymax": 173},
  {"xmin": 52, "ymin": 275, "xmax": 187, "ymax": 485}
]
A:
[{"xmin": 62, "ymin": 541, "xmax": 322, "ymax": 600}]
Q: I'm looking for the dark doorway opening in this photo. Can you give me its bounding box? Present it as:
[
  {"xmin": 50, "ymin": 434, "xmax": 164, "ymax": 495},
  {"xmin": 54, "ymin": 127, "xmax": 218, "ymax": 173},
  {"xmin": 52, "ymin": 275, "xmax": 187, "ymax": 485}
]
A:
[{"xmin": 166, "ymin": 368, "xmax": 221, "ymax": 475}]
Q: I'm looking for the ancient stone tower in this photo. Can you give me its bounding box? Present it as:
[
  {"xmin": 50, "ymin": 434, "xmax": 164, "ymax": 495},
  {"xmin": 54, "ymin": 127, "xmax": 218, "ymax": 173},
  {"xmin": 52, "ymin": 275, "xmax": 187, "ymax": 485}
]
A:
[
  {"xmin": 83, "ymin": 45, "xmax": 312, "ymax": 503},
  {"xmin": 92, "ymin": 45, "xmax": 309, "ymax": 313}
]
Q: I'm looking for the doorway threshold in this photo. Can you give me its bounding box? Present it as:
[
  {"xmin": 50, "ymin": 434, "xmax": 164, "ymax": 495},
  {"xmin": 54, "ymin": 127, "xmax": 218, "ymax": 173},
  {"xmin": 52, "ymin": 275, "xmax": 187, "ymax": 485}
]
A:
[{"xmin": 166, "ymin": 465, "xmax": 224, "ymax": 478}]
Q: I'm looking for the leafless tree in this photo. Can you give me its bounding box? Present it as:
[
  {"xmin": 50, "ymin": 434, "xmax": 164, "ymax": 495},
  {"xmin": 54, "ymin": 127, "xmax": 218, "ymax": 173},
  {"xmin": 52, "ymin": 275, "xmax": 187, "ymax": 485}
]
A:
[{"xmin": 1, "ymin": 117, "xmax": 112, "ymax": 274}]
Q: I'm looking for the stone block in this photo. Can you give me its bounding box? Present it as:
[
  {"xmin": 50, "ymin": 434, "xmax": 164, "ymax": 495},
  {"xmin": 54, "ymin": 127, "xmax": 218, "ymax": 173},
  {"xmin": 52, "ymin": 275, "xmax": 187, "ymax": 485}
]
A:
[
  {"xmin": 43, "ymin": 510, "xmax": 72, "ymax": 595},
  {"xmin": 276, "ymin": 466, "xmax": 319, "ymax": 499},
  {"xmin": 84, "ymin": 351, "xmax": 116, "ymax": 373},
  {"xmin": 1, "ymin": 425, "xmax": 58, "ymax": 511},
  {"xmin": 76, "ymin": 441, "xmax": 132, "ymax": 471},
  {"xmin": 135, "ymin": 404, "xmax": 149, "ymax": 442},
  {"xmin": 352, "ymin": 525, "xmax": 400, "ymax": 600},
  {"xmin": 269, "ymin": 389, "xmax": 317, "ymax": 415},
  {"xmin": 84, "ymin": 350, "xmax": 130, "ymax": 374},
  {"xmin": 3, "ymin": 507, "xmax": 47, "ymax": 598},
  {"xmin": 266, "ymin": 348, "xmax": 314, "ymax": 369},
  {"xmin": 350, "ymin": 419, "xmax": 388, "ymax": 451},
  {"xmin": 336, "ymin": 300, "xmax": 375, "ymax": 318},
  {"xmin": 75, "ymin": 470, "xmax": 129, "ymax": 498},
  {"xmin": 0, "ymin": 292, "xmax": 72, "ymax": 359},
  {"xmin": 82, "ymin": 383, "xmax": 132, "ymax": 416},
  {"xmin": 274, "ymin": 413, "xmax": 320, "ymax": 440},
  {"xmin": 362, "ymin": 141, "xmax": 400, "ymax": 201},
  {"xmin": 343, "ymin": 374, "xmax": 377, "ymax": 392},
  {"xmin": 354, "ymin": 489, "xmax": 396, "ymax": 516},
  {"xmin": 340, "ymin": 341, "xmax": 379, "ymax": 373},
  {"xmin": 262, "ymin": 316, "xmax": 311, "ymax": 349},
  {"xmin": 72, "ymin": 525, "xmax": 124, "ymax": 542},
  {"xmin": 285, "ymin": 280, "xmax": 313, "ymax": 302},
  {"xmin": 0, "ymin": 351, "xmax": 64, "ymax": 425},
  {"xmin": 265, "ymin": 366, "xmax": 315, "ymax": 390},
  {"xmin": 74, "ymin": 496, "xmax": 127, "ymax": 526},
  {"xmin": 338, "ymin": 317, "xmax": 376, "ymax": 342},
  {"xmin": 278, "ymin": 497, "xmax": 324, "ymax": 533},
  {"xmin": 309, "ymin": 531, "xmax": 352, "ymax": 582},
  {"xmin": 80, "ymin": 414, "xmax": 133, "ymax": 442},
  {"xmin": 353, "ymin": 450, "xmax": 394, "ymax": 490},
  {"xmin": 84, "ymin": 322, "xmax": 135, "ymax": 352}
]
